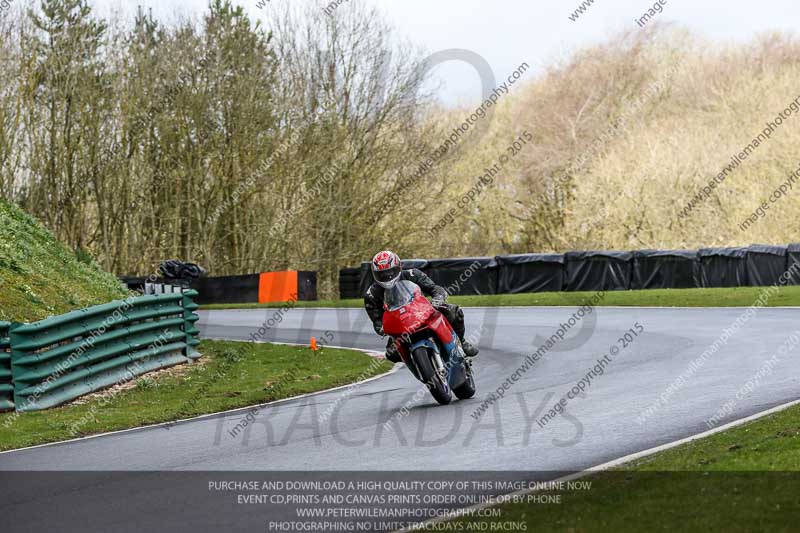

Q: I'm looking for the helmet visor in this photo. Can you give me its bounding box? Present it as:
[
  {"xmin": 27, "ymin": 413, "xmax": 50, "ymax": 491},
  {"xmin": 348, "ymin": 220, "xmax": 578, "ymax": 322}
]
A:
[{"xmin": 373, "ymin": 265, "xmax": 401, "ymax": 285}]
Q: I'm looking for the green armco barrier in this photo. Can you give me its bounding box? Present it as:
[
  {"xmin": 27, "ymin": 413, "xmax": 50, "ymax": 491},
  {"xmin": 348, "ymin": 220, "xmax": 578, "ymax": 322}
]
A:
[
  {"xmin": 0, "ymin": 321, "xmax": 13, "ymax": 411},
  {"xmin": 9, "ymin": 290, "xmax": 201, "ymax": 412}
]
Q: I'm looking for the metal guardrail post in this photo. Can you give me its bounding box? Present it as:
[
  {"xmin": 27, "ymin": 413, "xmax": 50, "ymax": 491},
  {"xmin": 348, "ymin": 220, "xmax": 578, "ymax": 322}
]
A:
[
  {"xmin": 0, "ymin": 321, "xmax": 13, "ymax": 412},
  {"xmin": 182, "ymin": 289, "xmax": 201, "ymax": 359}
]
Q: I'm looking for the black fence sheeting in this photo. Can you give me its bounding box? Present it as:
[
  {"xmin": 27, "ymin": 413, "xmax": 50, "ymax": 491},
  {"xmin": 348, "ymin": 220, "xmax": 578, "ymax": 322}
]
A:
[
  {"xmin": 298, "ymin": 272, "xmax": 318, "ymax": 301},
  {"xmin": 745, "ymin": 245, "xmax": 788, "ymax": 287},
  {"xmin": 787, "ymin": 244, "xmax": 800, "ymax": 285},
  {"xmin": 401, "ymin": 259, "xmax": 430, "ymax": 271},
  {"xmin": 339, "ymin": 268, "xmax": 362, "ymax": 299},
  {"xmin": 125, "ymin": 243, "xmax": 800, "ymax": 305},
  {"xmin": 423, "ymin": 257, "xmax": 499, "ymax": 296},
  {"xmin": 632, "ymin": 250, "xmax": 697, "ymax": 290},
  {"xmin": 565, "ymin": 251, "xmax": 633, "ymax": 292},
  {"xmin": 344, "ymin": 244, "xmax": 798, "ymax": 298},
  {"xmin": 358, "ymin": 262, "xmax": 374, "ymax": 299},
  {"xmin": 184, "ymin": 274, "xmax": 261, "ymax": 305},
  {"xmin": 119, "ymin": 275, "xmax": 261, "ymax": 304},
  {"xmin": 496, "ymin": 254, "xmax": 564, "ymax": 294},
  {"xmin": 696, "ymin": 247, "xmax": 748, "ymax": 288}
]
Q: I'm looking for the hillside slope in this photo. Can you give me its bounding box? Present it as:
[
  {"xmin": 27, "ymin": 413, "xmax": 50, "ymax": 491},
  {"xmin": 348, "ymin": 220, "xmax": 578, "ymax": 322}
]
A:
[
  {"xmin": 0, "ymin": 199, "xmax": 128, "ymax": 322},
  {"xmin": 419, "ymin": 26, "xmax": 800, "ymax": 257}
]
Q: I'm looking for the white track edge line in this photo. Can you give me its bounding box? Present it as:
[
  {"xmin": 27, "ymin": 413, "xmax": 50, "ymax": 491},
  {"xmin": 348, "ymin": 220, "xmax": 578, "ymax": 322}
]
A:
[
  {"xmin": 0, "ymin": 341, "xmax": 398, "ymax": 456},
  {"xmin": 395, "ymin": 396, "xmax": 800, "ymax": 532}
]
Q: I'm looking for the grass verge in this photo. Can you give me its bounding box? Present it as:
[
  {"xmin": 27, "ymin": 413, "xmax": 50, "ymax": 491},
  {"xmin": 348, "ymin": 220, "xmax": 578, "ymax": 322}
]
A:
[
  {"xmin": 201, "ymin": 285, "xmax": 800, "ymax": 310},
  {"xmin": 457, "ymin": 402, "xmax": 800, "ymax": 531},
  {"xmin": 0, "ymin": 339, "xmax": 392, "ymax": 452}
]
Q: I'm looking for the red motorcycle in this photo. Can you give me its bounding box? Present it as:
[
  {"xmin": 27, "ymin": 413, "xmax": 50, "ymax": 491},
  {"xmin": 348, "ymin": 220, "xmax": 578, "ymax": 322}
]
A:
[{"xmin": 382, "ymin": 280, "xmax": 476, "ymax": 405}]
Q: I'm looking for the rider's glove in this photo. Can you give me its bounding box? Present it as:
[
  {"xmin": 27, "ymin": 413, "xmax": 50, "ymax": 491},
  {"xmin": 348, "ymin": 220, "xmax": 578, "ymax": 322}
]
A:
[
  {"xmin": 432, "ymin": 297, "xmax": 447, "ymax": 308},
  {"xmin": 374, "ymin": 324, "xmax": 385, "ymax": 336}
]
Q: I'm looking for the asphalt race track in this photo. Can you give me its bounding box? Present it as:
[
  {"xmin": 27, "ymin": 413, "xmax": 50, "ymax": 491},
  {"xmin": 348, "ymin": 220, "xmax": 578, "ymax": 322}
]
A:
[{"xmin": 1, "ymin": 306, "xmax": 799, "ymax": 531}]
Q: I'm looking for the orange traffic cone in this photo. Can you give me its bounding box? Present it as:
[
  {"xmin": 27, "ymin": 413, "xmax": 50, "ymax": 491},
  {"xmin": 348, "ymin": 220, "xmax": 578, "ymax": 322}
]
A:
[{"xmin": 310, "ymin": 337, "xmax": 319, "ymax": 351}]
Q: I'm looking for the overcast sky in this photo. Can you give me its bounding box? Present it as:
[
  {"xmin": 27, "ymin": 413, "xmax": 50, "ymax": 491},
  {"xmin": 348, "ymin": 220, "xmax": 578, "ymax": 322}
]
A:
[{"xmin": 89, "ymin": 0, "xmax": 800, "ymax": 106}]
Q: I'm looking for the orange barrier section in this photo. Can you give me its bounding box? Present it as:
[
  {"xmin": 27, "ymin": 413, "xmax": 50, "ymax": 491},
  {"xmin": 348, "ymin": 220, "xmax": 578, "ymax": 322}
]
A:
[{"xmin": 258, "ymin": 271, "xmax": 298, "ymax": 303}]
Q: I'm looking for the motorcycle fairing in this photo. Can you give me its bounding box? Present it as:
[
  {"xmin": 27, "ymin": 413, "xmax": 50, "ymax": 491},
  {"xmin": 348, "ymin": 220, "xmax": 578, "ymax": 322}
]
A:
[
  {"xmin": 409, "ymin": 331, "xmax": 467, "ymax": 391},
  {"xmin": 382, "ymin": 279, "xmax": 468, "ymax": 390}
]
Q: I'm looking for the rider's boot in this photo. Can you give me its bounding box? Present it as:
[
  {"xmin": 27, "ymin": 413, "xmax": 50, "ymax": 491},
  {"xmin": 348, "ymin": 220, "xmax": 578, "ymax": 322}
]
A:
[
  {"xmin": 449, "ymin": 309, "xmax": 479, "ymax": 357},
  {"xmin": 461, "ymin": 339, "xmax": 479, "ymax": 358}
]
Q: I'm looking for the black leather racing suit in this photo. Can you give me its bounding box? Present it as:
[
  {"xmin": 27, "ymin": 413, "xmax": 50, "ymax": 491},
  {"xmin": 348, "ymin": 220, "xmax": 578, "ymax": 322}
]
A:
[{"xmin": 364, "ymin": 269, "xmax": 467, "ymax": 360}]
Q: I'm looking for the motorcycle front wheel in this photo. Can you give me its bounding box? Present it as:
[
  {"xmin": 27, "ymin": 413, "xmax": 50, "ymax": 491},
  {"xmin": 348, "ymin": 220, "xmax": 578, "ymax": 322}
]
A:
[
  {"xmin": 411, "ymin": 346, "xmax": 451, "ymax": 405},
  {"xmin": 453, "ymin": 360, "xmax": 476, "ymax": 400}
]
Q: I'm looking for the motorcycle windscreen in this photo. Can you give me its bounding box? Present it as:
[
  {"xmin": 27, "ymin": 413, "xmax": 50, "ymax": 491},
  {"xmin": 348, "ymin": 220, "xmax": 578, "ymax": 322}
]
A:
[{"xmin": 383, "ymin": 280, "xmax": 419, "ymax": 311}]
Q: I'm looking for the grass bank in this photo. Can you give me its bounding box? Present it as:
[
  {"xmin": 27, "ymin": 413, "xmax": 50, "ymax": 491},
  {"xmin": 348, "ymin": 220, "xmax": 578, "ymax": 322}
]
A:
[
  {"xmin": 457, "ymin": 402, "xmax": 800, "ymax": 531},
  {"xmin": 0, "ymin": 199, "xmax": 128, "ymax": 322},
  {"xmin": 202, "ymin": 285, "xmax": 800, "ymax": 311},
  {"xmin": 0, "ymin": 340, "xmax": 392, "ymax": 452}
]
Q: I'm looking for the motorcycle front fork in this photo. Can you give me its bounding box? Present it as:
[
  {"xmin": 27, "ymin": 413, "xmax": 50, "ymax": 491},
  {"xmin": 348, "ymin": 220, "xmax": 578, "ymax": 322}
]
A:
[{"xmin": 432, "ymin": 350, "xmax": 448, "ymax": 381}]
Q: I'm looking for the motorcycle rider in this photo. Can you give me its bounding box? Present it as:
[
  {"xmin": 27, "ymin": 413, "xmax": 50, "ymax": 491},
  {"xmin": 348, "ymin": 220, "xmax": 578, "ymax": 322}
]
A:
[{"xmin": 364, "ymin": 250, "xmax": 479, "ymax": 362}]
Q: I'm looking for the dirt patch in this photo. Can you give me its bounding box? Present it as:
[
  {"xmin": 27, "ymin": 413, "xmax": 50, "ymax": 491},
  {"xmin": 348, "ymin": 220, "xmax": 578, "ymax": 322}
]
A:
[{"xmin": 67, "ymin": 355, "xmax": 206, "ymax": 406}]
